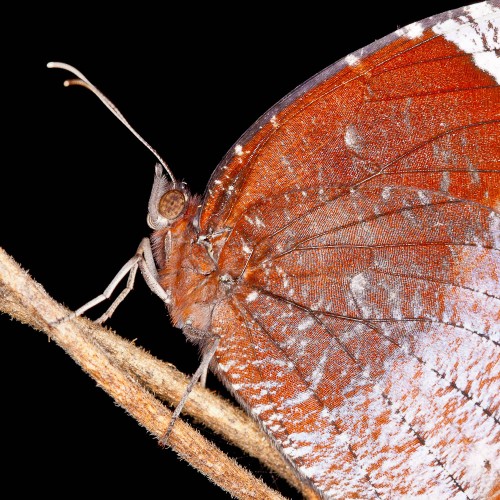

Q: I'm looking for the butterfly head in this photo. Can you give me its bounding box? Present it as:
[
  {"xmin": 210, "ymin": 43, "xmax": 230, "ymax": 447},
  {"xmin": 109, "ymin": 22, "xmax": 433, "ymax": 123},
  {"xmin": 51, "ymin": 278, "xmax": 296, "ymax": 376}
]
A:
[{"xmin": 147, "ymin": 163, "xmax": 190, "ymax": 230}]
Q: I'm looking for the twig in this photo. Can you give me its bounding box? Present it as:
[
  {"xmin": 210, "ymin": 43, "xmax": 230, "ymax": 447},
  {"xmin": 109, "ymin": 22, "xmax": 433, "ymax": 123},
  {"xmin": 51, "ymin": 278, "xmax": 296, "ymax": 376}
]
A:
[{"xmin": 0, "ymin": 247, "xmax": 318, "ymax": 499}]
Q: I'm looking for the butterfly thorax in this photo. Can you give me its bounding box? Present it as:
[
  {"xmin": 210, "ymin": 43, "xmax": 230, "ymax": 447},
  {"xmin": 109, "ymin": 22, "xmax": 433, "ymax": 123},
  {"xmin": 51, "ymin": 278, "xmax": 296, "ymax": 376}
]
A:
[{"xmin": 151, "ymin": 196, "xmax": 223, "ymax": 335}]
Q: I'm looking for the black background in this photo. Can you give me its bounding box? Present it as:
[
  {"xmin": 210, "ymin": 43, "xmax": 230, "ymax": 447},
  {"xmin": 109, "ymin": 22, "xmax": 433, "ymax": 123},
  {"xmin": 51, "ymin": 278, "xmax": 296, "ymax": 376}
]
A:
[{"xmin": 2, "ymin": 1, "xmax": 468, "ymax": 498}]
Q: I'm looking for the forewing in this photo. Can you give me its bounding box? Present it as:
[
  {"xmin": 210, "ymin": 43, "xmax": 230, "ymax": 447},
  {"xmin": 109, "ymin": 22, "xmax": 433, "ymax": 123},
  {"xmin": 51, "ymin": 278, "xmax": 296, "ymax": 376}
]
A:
[
  {"xmin": 204, "ymin": 2, "xmax": 500, "ymax": 498},
  {"xmin": 199, "ymin": 1, "xmax": 499, "ymax": 243}
]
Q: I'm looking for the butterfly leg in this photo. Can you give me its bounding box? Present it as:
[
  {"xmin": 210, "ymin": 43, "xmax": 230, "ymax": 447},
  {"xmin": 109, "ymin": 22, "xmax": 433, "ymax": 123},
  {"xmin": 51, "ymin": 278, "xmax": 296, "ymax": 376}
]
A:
[
  {"xmin": 95, "ymin": 237, "xmax": 170, "ymax": 323},
  {"xmin": 51, "ymin": 237, "xmax": 168, "ymax": 325},
  {"xmin": 160, "ymin": 331, "xmax": 220, "ymax": 445}
]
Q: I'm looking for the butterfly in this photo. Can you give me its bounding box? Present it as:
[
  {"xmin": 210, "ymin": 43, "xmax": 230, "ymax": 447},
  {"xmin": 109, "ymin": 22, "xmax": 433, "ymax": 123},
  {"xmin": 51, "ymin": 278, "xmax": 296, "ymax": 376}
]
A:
[{"xmin": 46, "ymin": 1, "xmax": 499, "ymax": 498}]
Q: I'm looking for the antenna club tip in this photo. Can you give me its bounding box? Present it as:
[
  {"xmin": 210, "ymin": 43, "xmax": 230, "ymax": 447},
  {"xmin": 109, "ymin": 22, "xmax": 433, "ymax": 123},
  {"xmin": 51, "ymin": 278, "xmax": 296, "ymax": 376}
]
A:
[{"xmin": 47, "ymin": 62, "xmax": 70, "ymax": 71}]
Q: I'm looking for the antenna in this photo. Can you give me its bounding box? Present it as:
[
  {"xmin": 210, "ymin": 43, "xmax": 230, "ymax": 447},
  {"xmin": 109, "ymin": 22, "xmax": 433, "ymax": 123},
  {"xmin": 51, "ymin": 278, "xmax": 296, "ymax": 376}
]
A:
[{"xmin": 47, "ymin": 62, "xmax": 176, "ymax": 185}]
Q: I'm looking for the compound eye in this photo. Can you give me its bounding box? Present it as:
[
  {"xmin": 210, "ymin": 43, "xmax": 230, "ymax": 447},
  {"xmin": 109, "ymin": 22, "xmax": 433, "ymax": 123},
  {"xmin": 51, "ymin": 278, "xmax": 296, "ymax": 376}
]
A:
[{"xmin": 158, "ymin": 189, "xmax": 187, "ymax": 220}]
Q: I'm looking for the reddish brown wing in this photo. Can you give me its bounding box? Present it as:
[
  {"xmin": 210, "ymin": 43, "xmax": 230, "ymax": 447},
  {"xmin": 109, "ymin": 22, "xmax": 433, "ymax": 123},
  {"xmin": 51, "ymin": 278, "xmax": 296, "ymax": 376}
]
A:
[
  {"xmin": 199, "ymin": 3, "xmax": 499, "ymax": 498},
  {"xmin": 200, "ymin": 4, "xmax": 499, "ymax": 235}
]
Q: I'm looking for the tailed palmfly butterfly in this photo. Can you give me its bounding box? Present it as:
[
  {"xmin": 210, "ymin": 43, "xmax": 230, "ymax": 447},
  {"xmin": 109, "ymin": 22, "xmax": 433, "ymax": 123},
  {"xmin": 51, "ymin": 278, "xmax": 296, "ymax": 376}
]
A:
[{"xmin": 48, "ymin": 2, "xmax": 499, "ymax": 498}]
